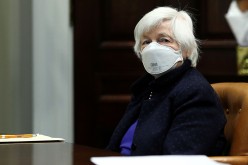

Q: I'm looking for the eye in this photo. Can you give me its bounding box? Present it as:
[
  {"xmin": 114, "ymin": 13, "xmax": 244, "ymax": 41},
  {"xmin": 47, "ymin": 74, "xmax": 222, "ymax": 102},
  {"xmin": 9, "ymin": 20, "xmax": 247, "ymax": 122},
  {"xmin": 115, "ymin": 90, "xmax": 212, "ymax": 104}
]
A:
[
  {"xmin": 158, "ymin": 37, "xmax": 170, "ymax": 43},
  {"xmin": 142, "ymin": 40, "xmax": 151, "ymax": 45}
]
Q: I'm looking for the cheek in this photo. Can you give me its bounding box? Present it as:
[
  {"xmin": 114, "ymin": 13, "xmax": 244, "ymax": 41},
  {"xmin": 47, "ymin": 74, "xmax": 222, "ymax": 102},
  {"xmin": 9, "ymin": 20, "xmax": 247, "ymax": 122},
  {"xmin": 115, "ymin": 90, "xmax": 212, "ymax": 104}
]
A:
[
  {"xmin": 141, "ymin": 45, "xmax": 147, "ymax": 51},
  {"xmin": 169, "ymin": 43, "xmax": 180, "ymax": 51}
]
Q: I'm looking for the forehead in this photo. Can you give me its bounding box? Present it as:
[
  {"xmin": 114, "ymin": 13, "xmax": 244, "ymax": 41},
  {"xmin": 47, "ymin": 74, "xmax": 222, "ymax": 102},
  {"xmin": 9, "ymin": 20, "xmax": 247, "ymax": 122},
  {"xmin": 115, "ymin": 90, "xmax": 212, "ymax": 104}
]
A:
[{"xmin": 142, "ymin": 20, "xmax": 173, "ymax": 38}]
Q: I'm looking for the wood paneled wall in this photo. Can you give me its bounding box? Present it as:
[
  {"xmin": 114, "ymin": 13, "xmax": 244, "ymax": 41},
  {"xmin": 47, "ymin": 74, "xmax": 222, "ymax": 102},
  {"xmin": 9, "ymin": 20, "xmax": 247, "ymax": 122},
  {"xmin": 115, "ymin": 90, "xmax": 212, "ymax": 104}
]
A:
[{"xmin": 73, "ymin": 0, "xmax": 248, "ymax": 148}]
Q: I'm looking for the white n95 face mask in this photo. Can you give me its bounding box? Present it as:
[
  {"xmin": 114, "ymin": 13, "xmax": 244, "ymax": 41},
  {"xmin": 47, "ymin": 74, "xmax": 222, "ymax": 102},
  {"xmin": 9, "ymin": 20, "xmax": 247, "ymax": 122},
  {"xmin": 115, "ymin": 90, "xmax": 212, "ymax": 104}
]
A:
[
  {"xmin": 140, "ymin": 42, "xmax": 183, "ymax": 75},
  {"xmin": 225, "ymin": 1, "xmax": 248, "ymax": 46}
]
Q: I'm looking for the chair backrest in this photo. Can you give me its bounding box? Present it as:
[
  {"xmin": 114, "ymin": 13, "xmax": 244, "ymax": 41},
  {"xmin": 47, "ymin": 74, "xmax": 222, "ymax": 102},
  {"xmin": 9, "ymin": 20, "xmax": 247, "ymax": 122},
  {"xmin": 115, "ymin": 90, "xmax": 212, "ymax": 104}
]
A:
[{"xmin": 211, "ymin": 82, "xmax": 248, "ymax": 156}]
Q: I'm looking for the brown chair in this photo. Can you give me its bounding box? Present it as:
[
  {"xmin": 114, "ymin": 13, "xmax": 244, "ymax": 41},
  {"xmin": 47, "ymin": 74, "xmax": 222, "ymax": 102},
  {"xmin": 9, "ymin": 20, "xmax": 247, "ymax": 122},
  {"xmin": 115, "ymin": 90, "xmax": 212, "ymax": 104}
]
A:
[{"xmin": 210, "ymin": 82, "xmax": 248, "ymax": 165}]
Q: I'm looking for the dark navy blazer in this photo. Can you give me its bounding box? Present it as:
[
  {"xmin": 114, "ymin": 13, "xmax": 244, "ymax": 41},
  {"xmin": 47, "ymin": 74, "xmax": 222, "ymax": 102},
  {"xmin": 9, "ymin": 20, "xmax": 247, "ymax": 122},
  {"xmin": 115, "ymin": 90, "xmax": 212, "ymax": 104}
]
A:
[{"xmin": 107, "ymin": 60, "xmax": 227, "ymax": 156}]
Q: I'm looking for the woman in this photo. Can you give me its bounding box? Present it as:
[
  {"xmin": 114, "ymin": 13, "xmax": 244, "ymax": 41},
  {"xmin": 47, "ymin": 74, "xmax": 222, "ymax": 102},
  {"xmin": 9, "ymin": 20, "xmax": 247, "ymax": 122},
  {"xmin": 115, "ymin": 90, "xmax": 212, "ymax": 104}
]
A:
[{"xmin": 107, "ymin": 6, "xmax": 227, "ymax": 156}]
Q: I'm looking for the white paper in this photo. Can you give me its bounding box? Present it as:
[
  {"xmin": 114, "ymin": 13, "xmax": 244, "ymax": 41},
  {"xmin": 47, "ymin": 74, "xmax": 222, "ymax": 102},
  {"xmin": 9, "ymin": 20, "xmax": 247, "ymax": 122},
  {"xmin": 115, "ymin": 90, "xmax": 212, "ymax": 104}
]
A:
[
  {"xmin": 91, "ymin": 155, "xmax": 229, "ymax": 165},
  {"xmin": 0, "ymin": 134, "xmax": 64, "ymax": 143}
]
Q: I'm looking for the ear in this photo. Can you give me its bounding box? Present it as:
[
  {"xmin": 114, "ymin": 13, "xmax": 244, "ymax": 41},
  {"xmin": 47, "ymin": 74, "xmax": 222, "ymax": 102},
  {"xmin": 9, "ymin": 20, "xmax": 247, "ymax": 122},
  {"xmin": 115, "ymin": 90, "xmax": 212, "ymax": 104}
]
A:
[{"xmin": 182, "ymin": 50, "xmax": 189, "ymax": 59}]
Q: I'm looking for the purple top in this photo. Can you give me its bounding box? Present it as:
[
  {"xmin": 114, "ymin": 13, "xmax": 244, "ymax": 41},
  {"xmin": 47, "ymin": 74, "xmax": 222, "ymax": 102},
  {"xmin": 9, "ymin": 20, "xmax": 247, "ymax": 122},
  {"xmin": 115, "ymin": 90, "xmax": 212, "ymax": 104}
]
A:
[{"xmin": 119, "ymin": 120, "xmax": 138, "ymax": 155}]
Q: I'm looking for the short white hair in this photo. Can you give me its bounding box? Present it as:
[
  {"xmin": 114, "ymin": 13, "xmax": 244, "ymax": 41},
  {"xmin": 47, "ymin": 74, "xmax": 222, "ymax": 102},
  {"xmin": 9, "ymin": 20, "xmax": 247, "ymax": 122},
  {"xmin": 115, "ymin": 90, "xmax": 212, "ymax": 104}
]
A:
[{"xmin": 134, "ymin": 6, "xmax": 200, "ymax": 67}]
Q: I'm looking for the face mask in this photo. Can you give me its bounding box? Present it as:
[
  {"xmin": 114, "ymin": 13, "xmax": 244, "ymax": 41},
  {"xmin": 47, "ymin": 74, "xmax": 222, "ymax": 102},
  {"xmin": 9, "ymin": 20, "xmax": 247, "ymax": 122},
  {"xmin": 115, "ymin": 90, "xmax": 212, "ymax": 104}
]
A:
[
  {"xmin": 225, "ymin": 1, "xmax": 248, "ymax": 46},
  {"xmin": 140, "ymin": 42, "xmax": 183, "ymax": 75}
]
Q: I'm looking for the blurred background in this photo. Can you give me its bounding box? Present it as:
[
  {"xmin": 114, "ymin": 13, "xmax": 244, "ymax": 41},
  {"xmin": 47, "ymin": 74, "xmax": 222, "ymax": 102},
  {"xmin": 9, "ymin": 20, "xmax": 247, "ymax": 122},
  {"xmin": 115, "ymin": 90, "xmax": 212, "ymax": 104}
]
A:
[
  {"xmin": 0, "ymin": 0, "xmax": 247, "ymax": 148},
  {"xmin": 0, "ymin": 0, "xmax": 73, "ymax": 142}
]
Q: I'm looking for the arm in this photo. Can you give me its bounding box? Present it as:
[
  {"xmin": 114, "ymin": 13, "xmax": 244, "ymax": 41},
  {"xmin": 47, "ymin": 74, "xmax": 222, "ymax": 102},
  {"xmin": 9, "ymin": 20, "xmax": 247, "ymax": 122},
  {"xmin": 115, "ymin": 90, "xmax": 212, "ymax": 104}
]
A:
[{"xmin": 163, "ymin": 84, "xmax": 226, "ymax": 155}]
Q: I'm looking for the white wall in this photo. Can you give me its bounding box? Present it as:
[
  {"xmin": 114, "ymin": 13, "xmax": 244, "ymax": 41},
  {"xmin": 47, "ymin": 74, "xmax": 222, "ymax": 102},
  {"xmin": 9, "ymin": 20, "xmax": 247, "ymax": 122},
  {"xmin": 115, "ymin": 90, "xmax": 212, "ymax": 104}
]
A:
[
  {"xmin": 32, "ymin": 0, "xmax": 73, "ymax": 142},
  {"xmin": 0, "ymin": 0, "xmax": 73, "ymax": 142}
]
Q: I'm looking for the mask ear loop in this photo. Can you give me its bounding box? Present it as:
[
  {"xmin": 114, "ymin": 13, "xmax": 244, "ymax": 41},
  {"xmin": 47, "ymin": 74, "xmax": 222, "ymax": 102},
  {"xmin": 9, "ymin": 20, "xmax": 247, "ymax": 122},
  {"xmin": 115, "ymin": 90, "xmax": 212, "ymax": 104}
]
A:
[
  {"xmin": 174, "ymin": 48, "xmax": 184, "ymax": 65},
  {"xmin": 138, "ymin": 52, "xmax": 142, "ymax": 61}
]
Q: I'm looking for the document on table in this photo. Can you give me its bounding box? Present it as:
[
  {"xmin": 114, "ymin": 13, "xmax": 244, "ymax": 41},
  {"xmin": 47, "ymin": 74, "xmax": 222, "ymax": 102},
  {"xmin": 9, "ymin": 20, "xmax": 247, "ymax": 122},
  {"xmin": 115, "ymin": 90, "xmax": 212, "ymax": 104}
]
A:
[
  {"xmin": 91, "ymin": 155, "xmax": 229, "ymax": 165},
  {"xmin": 0, "ymin": 134, "xmax": 64, "ymax": 143}
]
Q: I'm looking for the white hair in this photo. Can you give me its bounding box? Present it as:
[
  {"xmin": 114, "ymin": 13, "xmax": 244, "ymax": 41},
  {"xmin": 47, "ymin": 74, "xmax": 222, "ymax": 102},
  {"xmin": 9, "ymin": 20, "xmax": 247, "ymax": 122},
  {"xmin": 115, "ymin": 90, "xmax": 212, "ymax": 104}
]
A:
[{"xmin": 134, "ymin": 6, "xmax": 200, "ymax": 67}]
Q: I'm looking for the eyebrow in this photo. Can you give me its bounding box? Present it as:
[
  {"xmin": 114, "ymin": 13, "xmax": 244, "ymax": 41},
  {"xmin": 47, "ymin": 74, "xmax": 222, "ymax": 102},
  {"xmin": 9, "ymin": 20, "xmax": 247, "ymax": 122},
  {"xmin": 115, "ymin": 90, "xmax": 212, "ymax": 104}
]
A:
[
  {"xmin": 142, "ymin": 32, "xmax": 172, "ymax": 38},
  {"xmin": 141, "ymin": 32, "xmax": 174, "ymax": 42},
  {"xmin": 141, "ymin": 34, "xmax": 150, "ymax": 39},
  {"xmin": 158, "ymin": 32, "xmax": 172, "ymax": 38}
]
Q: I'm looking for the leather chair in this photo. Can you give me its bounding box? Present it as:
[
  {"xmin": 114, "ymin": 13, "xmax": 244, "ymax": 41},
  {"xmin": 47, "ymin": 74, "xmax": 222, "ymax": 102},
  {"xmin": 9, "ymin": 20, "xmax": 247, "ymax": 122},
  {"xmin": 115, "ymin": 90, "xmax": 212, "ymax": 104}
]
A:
[{"xmin": 210, "ymin": 82, "xmax": 248, "ymax": 165}]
